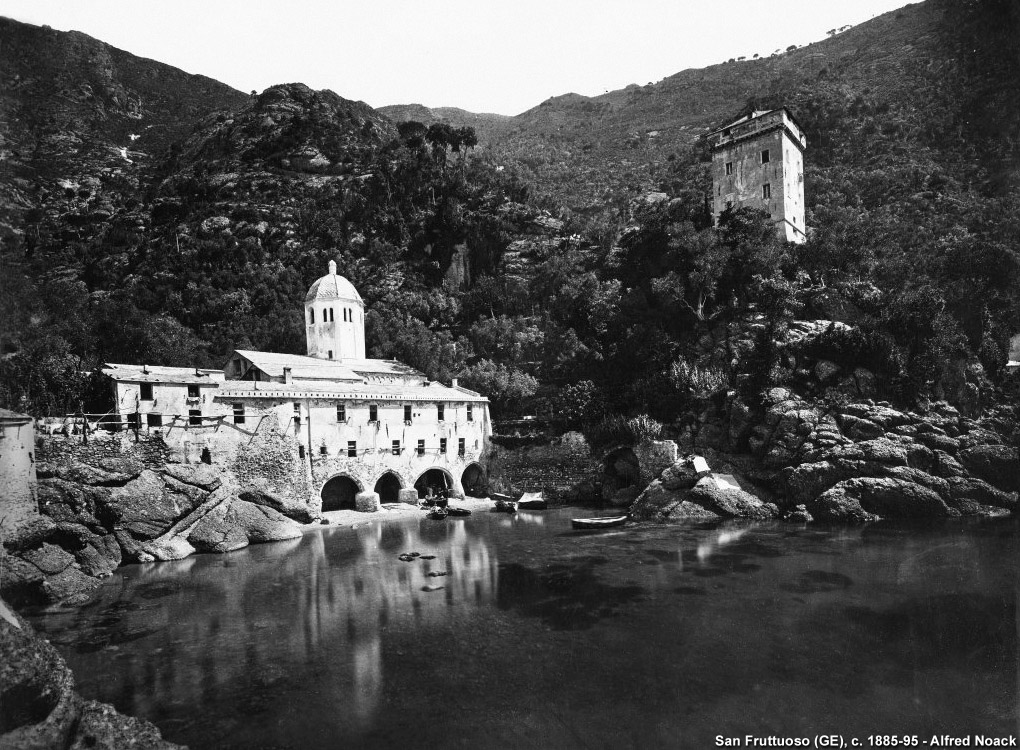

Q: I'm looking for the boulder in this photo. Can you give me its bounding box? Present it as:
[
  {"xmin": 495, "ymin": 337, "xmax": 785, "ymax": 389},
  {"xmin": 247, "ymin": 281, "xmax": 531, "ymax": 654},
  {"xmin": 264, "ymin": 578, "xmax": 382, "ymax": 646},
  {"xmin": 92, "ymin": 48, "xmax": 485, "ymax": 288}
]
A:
[
  {"xmin": 856, "ymin": 438, "xmax": 909, "ymax": 466},
  {"xmin": 630, "ymin": 481, "xmax": 721, "ymax": 521},
  {"xmin": 226, "ymin": 499, "xmax": 303, "ymax": 543},
  {"xmin": 42, "ymin": 567, "xmax": 102, "ymax": 603},
  {"xmin": 95, "ymin": 457, "xmax": 145, "ymax": 481},
  {"xmin": 811, "ymin": 477, "xmax": 953, "ymax": 521},
  {"xmin": 187, "ymin": 502, "xmax": 248, "ymax": 554},
  {"xmin": 163, "ymin": 475, "xmax": 210, "ymax": 506},
  {"xmin": 162, "ymin": 463, "xmax": 223, "ymax": 491},
  {"xmin": 958, "ymin": 444, "xmax": 1020, "ymax": 492},
  {"xmin": 70, "ymin": 700, "xmax": 185, "ymax": 750},
  {"xmin": 946, "ymin": 477, "xmax": 1018, "ymax": 512},
  {"xmin": 240, "ymin": 488, "xmax": 315, "ymax": 523},
  {"xmin": 782, "ymin": 460, "xmax": 858, "ymax": 504},
  {"xmin": 354, "ymin": 491, "xmax": 381, "ymax": 513},
  {"xmin": 659, "ymin": 457, "xmax": 706, "ymax": 490},
  {"xmin": 783, "ymin": 505, "xmax": 814, "ymax": 523},
  {"xmin": 106, "ymin": 470, "xmax": 198, "ymax": 539},
  {"xmin": 836, "ymin": 414, "xmax": 883, "ymax": 441},
  {"xmin": 22, "ymin": 543, "xmax": 76, "ymax": 575},
  {"xmin": 687, "ymin": 480, "xmax": 780, "ymax": 520},
  {"xmin": 814, "ymin": 359, "xmax": 841, "ymax": 383},
  {"xmin": 931, "ymin": 450, "xmax": 967, "ymax": 478},
  {"xmin": 1, "ymin": 516, "xmax": 57, "ymax": 552},
  {"xmin": 140, "ymin": 536, "xmax": 197, "ymax": 562}
]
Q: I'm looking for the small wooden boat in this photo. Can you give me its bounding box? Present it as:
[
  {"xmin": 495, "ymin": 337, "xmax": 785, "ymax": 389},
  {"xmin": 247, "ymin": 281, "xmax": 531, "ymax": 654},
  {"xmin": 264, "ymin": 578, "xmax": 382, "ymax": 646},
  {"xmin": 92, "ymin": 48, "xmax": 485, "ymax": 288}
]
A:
[
  {"xmin": 571, "ymin": 515, "xmax": 628, "ymax": 530},
  {"xmin": 446, "ymin": 506, "xmax": 471, "ymax": 517},
  {"xmin": 492, "ymin": 494, "xmax": 517, "ymax": 513},
  {"xmin": 426, "ymin": 507, "xmax": 449, "ymax": 520},
  {"xmin": 517, "ymin": 491, "xmax": 547, "ymax": 510}
]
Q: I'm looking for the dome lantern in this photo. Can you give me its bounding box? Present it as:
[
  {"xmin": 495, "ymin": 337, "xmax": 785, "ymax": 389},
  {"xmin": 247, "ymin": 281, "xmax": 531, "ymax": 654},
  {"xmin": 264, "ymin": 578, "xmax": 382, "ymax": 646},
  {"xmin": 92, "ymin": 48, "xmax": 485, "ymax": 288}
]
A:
[{"xmin": 305, "ymin": 260, "xmax": 365, "ymax": 360}]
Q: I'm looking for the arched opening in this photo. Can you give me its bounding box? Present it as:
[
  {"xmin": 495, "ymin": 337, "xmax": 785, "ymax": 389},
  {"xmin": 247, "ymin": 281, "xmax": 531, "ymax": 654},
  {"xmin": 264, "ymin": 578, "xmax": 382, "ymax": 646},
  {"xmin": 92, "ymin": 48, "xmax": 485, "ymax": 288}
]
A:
[
  {"xmin": 602, "ymin": 447, "xmax": 641, "ymax": 505},
  {"xmin": 461, "ymin": 463, "xmax": 486, "ymax": 497},
  {"xmin": 321, "ymin": 475, "xmax": 361, "ymax": 511},
  {"xmin": 373, "ymin": 472, "xmax": 402, "ymax": 504},
  {"xmin": 414, "ymin": 468, "xmax": 453, "ymax": 499}
]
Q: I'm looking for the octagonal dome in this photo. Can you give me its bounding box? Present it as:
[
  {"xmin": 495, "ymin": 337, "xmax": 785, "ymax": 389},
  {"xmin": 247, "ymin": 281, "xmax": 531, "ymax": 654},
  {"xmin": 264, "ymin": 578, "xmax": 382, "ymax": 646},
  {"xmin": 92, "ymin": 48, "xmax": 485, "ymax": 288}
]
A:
[{"xmin": 305, "ymin": 260, "xmax": 363, "ymax": 303}]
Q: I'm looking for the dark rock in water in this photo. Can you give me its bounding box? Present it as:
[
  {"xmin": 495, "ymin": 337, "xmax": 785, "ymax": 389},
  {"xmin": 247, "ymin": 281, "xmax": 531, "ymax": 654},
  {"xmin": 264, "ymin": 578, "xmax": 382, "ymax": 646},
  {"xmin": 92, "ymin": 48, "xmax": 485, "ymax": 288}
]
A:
[
  {"xmin": 41, "ymin": 567, "xmax": 102, "ymax": 604},
  {"xmin": 958, "ymin": 444, "xmax": 1020, "ymax": 492},
  {"xmin": 631, "ymin": 472, "xmax": 778, "ymax": 522},
  {"xmin": 946, "ymin": 476, "xmax": 1018, "ymax": 513},
  {"xmin": 240, "ymin": 487, "xmax": 315, "ymax": 524},
  {"xmin": 420, "ymin": 555, "xmax": 436, "ymax": 560},
  {"xmin": 226, "ymin": 500, "xmax": 302, "ymax": 543},
  {"xmin": 0, "ymin": 599, "xmax": 184, "ymax": 749},
  {"xmin": 687, "ymin": 483, "xmax": 780, "ymax": 520},
  {"xmin": 783, "ymin": 504, "xmax": 814, "ymax": 523},
  {"xmin": 812, "ymin": 477, "xmax": 953, "ymax": 522}
]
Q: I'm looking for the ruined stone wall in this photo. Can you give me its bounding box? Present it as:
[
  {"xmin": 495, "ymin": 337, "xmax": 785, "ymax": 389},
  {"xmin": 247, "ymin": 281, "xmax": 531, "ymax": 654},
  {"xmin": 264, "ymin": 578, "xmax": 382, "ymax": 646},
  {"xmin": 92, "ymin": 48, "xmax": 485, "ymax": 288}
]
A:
[
  {"xmin": 37, "ymin": 430, "xmax": 172, "ymax": 470},
  {"xmin": 487, "ymin": 432, "xmax": 600, "ymax": 499}
]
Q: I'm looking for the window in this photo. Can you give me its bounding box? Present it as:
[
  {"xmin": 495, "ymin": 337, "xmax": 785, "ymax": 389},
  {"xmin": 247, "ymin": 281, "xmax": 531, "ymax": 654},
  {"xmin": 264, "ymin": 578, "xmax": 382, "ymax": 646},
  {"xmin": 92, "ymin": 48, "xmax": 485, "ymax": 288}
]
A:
[
  {"xmin": 725, "ymin": 161, "xmax": 733, "ymax": 175},
  {"xmin": 337, "ymin": 404, "xmax": 346, "ymax": 422},
  {"xmin": 458, "ymin": 438, "xmax": 466, "ymax": 456},
  {"xmin": 146, "ymin": 413, "xmax": 162, "ymax": 428},
  {"xmin": 761, "ymin": 149, "xmax": 770, "ymax": 164},
  {"xmin": 467, "ymin": 404, "xmax": 473, "ymax": 422},
  {"xmin": 140, "ymin": 383, "xmax": 153, "ymax": 401},
  {"xmin": 293, "ymin": 403, "xmax": 301, "ymax": 427},
  {"xmin": 128, "ymin": 412, "xmax": 140, "ymax": 429},
  {"xmin": 440, "ymin": 438, "xmax": 447, "ymax": 454},
  {"xmin": 369, "ymin": 404, "xmax": 378, "ymax": 422},
  {"xmin": 437, "ymin": 403, "xmax": 445, "ymax": 421},
  {"xmin": 310, "ymin": 309, "xmax": 315, "ymax": 325},
  {"xmin": 392, "ymin": 440, "xmax": 401, "ymax": 455},
  {"xmin": 189, "ymin": 409, "xmax": 202, "ymax": 426},
  {"xmin": 329, "ymin": 308, "xmax": 334, "ymax": 322},
  {"xmin": 404, "ymin": 405, "xmax": 412, "ymax": 423},
  {"xmin": 328, "ymin": 350, "xmax": 333, "ymax": 360},
  {"xmin": 233, "ymin": 403, "xmax": 245, "ymax": 425},
  {"xmin": 299, "ymin": 445, "xmax": 306, "ymax": 459},
  {"xmin": 188, "ymin": 384, "xmax": 200, "ymax": 398},
  {"xmin": 417, "ymin": 439, "xmax": 425, "ymax": 456},
  {"xmin": 347, "ymin": 441, "xmax": 357, "ymax": 457},
  {"xmin": 320, "ymin": 445, "xmax": 328, "ymax": 455},
  {"xmin": 762, "ymin": 183, "xmax": 771, "ymax": 200}
]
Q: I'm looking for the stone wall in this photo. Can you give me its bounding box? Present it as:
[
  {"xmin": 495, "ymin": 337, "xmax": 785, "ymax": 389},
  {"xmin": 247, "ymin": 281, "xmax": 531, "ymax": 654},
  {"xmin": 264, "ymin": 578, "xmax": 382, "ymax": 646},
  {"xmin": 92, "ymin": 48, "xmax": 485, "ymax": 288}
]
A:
[
  {"xmin": 37, "ymin": 430, "xmax": 172, "ymax": 469},
  {"xmin": 486, "ymin": 431, "xmax": 600, "ymax": 500}
]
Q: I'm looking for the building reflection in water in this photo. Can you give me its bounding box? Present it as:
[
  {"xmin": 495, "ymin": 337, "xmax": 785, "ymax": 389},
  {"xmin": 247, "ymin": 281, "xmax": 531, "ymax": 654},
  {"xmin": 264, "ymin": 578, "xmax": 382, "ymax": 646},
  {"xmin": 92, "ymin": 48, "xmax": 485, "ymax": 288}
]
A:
[{"xmin": 51, "ymin": 517, "xmax": 497, "ymax": 739}]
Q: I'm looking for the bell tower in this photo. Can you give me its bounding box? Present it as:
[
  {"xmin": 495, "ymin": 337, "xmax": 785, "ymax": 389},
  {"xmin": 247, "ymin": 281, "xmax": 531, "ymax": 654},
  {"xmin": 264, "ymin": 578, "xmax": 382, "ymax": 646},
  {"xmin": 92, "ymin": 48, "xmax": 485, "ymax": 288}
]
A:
[{"xmin": 304, "ymin": 260, "xmax": 366, "ymax": 360}]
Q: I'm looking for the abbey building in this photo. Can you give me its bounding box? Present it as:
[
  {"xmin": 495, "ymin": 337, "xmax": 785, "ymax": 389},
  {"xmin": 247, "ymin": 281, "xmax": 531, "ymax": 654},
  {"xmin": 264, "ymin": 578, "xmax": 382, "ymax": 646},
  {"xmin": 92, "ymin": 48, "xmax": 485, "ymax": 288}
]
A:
[{"xmin": 103, "ymin": 262, "xmax": 491, "ymax": 513}]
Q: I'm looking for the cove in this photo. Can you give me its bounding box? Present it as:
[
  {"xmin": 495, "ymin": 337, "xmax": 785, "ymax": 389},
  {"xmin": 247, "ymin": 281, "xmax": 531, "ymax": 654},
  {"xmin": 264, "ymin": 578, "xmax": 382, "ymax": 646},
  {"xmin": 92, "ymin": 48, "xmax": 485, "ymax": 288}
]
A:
[{"xmin": 25, "ymin": 510, "xmax": 1020, "ymax": 750}]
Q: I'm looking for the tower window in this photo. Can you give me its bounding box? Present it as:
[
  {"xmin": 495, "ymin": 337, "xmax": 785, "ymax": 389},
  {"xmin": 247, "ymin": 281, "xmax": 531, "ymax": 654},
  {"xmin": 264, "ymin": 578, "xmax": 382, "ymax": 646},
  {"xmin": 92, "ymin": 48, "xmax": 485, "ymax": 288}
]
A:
[
  {"xmin": 310, "ymin": 309, "xmax": 315, "ymax": 325},
  {"xmin": 233, "ymin": 403, "xmax": 245, "ymax": 425},
  {"xmin": 369, "ymin": 404, "xmax": 378, "ymax": 422},
  {"xmin": 140, "ymin": 383, "xmax": 153, "ymax": 401},
  {"xmin": 762, "ymin": 183, "xmax": 771, "ymax": 200},
  {"xmin": 437, "ymin": 403, "xmax": 445, "ymax": 421},
  {"xmin": 440, "ymin": 438, "xmax": 447, "ymax": 454},
  {"xmin": 725, "ymin": 162, "xmax": 733, "ymax": 175},
  {"xmin": 404, "ymin": 404, "xmax": 412, "ymax": 423},
  {"xmin": 347, "ymin": 440, "xmax": 357, "ymax": 457},
  {"xmin": 417, "ymin": 439, "xmax": 425, "ymax": 456},
  {"xmin": 329, "ymin": 308, "xmax": 334, "ymax": 322},
  {"xmin": 761, "ymin": 149, "xmax": 770, "ymax": 164},
  {"xmin": 392, "ymin": 440, "xmax": 401, "ymax": 455},
  {"xmin": 188, "ymin": 384, "xmax": 200, "ymax": 398}
]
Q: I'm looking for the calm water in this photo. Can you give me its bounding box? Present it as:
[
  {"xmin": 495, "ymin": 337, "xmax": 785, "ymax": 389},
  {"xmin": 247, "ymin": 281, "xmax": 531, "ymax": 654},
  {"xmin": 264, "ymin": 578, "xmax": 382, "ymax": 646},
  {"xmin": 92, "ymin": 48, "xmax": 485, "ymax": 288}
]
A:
[{"xmin": 27, "ymin": 510, "xmax": 1020, "ymax": 750}]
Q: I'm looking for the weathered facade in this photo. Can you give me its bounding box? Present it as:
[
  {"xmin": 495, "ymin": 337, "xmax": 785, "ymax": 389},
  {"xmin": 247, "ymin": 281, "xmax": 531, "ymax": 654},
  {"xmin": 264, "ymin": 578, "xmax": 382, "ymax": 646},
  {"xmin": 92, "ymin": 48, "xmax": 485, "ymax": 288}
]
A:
[
  {"xmin": 707, "ymin": 108, "xmax": 807, "ymax": 244},
  {"xmin": 0, "ymin": 409, "xmax": 40, "ymax": 536},
  {"xmin": 104, "ymin": 263, "xmax": 492, "ymax": 513}
]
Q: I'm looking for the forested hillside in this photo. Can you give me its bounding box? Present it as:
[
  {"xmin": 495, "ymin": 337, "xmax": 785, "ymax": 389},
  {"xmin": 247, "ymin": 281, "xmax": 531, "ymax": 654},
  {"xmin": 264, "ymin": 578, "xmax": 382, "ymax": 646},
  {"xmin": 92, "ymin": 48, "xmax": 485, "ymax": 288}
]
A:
[{"xmin": 1, "ymin": 0, "xmax": 1019, "ymax": 436}]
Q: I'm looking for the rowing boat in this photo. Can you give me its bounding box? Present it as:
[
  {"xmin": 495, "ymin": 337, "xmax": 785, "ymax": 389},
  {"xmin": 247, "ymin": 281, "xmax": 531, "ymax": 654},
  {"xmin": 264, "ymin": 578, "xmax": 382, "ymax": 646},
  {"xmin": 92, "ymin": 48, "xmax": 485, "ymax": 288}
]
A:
[{"xmin": 571, "ymin": 515, "xmax": 628, "ymax": 530}]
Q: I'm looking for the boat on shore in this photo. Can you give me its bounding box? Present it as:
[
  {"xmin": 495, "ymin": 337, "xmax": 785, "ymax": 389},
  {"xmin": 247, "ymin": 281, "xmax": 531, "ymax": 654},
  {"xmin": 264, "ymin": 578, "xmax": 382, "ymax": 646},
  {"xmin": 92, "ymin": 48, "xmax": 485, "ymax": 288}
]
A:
[
  {"xmin": 517, "ymin": 491, "xmax": 547, "ymax": 510},
  {"xmin": 491, "ymin": 493, "xmax": 517, "ymax": 513},
  {"xmin": 446, "ymin": 506, "xmax": 471, "ymax": 517},
  {"xmin": 571, "ymin": 515, "xmax": 628, "ymax": 530}
]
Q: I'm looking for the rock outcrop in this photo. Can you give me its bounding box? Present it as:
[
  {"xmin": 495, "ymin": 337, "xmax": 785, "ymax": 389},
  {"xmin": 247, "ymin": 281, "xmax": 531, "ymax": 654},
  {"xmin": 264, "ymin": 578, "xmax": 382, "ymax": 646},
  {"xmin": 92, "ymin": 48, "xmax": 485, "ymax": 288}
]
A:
[
  {"xmin": 0, "ymin": 598, "xmax": 184, "ymax": 749},
  {"xmin": 2, "ymin": 452, "xmax": 305, "ymax": 607}
]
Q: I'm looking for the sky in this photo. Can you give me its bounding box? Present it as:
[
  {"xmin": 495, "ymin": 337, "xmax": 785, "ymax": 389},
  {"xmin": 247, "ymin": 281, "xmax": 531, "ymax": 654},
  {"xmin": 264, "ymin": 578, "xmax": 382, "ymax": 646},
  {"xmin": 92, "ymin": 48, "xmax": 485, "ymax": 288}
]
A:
[{"xmin": 4, "ymin": 0, "xmax": 916, "ymax": 116}]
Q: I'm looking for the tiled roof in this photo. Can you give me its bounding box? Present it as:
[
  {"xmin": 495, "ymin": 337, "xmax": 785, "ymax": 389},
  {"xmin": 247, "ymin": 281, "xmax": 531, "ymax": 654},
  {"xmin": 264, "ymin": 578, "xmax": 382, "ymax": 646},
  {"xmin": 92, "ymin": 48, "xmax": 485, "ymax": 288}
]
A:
[
  {"xmin": 343, "ymin": 359, "xmax": 426, "ymax": 378},
  {"xmin": 304, "ymin": 264, "xmax": 363, "ymax": 303},
  {"xmin": 231, "ymin": 351, "xmax": 365, "ymax": 381},
  {"xmin": 103, "ymin": 364, "xmax": 225, "ymax": 384},
  {"xmin": 216, "ymin": 380, "xmax": 488, "ymax": 402}
]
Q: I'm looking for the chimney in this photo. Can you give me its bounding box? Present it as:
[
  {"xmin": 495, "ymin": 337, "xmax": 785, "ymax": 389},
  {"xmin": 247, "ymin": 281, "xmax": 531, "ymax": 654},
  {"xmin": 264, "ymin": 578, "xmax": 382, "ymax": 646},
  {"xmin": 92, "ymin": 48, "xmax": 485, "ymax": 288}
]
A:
[
  {"xmin": 284, "ymin": 367, "xmax": 293, "ymax": 384},
  {"xmin": 451, "ymin": 378, "xmax": 458, "ymax": 388}
]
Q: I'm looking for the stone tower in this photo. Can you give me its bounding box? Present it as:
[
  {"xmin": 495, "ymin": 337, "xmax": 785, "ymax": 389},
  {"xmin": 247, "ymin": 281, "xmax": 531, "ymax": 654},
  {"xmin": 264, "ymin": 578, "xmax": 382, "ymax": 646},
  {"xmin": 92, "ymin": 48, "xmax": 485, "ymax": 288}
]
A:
[
  {"xmin": 706, "ymin": 109, "xmax": 807, "ymax": 244},
  {"xmin": 304, "ymin": 260, "xmax": 366, "ymax": 360}
]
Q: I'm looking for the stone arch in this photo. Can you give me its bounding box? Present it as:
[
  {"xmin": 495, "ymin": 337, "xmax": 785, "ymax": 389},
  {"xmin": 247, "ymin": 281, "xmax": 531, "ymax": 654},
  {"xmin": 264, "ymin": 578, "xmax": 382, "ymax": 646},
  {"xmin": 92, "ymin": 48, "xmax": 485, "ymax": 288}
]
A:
[
  {"xmin": 414, "ymin": 468, "xmax": 455, "ymax": 499},
  {"xmin": 602, "ymin": 446, "xmax": 642, "ymax": 505},
  {"xmin": 321, "ymin": 474, "xmax": 363, "ymax": 512},
  {"xmin": 373, "ymin": 471, "xmax": 403, "ymax": 504},
  {"xmin": 460, "ymin": 463, "xmax": 487, "ymax": 498}
]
